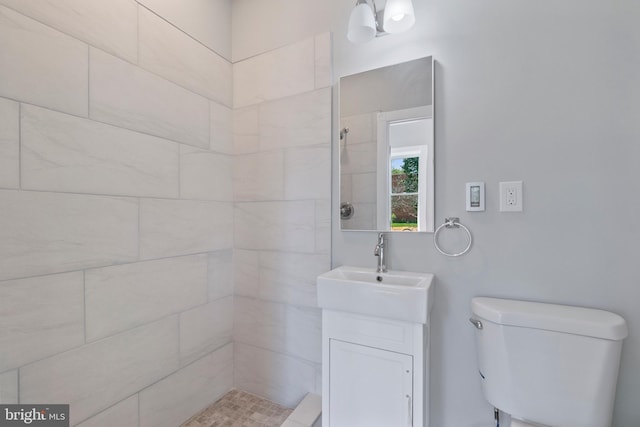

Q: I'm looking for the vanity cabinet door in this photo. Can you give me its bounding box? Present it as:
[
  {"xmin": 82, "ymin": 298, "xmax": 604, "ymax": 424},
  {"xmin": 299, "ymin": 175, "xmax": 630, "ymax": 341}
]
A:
[{"xmin": 329, "ymin": 339, "xmax": 413, "ymax": 427}]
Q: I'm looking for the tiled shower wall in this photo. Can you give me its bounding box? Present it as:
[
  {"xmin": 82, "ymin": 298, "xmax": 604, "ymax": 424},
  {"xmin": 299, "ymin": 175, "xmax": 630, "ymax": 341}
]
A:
[
  {"xmin": 232, "ymin": 34, "xmax": 332, "ymax": 407},
  {"xmin": 0, "ymin": 2, "xmax": 234, "ymax": 426},
  {"xmin": 339, "ymin": 112, "xmax": 378, "ymax": 230}
]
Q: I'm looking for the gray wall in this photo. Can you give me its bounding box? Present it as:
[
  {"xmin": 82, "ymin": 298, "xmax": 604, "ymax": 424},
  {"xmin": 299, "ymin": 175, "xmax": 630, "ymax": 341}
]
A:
[
  {"xmin": 0, "ymin": 1, "xmax": 233, "ymax": 425},
  {"xmin": 233, "ymin": 0, "xmax": 640, "ymax": 425}
]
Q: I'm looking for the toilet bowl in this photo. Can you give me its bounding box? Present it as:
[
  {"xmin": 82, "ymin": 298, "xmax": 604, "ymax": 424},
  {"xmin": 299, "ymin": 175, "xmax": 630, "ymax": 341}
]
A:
[{"xmin": 470, "ymin": 297, "xmax": 628, "ymax": 427}]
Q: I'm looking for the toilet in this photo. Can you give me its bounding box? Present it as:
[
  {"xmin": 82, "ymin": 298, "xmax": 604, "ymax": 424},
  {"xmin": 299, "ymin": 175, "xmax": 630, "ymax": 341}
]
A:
[{"xmin": 470, "ymin": 297, "xmax": 628, "ymax": 427}]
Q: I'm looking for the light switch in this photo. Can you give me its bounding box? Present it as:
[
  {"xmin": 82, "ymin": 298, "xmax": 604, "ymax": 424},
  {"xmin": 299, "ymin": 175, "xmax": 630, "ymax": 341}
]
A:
[{"xmin": 466, "ymin": 182, "xmax": 485, "ymax": 212}]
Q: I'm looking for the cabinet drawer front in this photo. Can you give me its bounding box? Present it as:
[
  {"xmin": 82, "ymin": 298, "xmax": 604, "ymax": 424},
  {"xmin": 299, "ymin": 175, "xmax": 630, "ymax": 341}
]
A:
[{"xmin": 324, "ymin": 310, "xmax": 419, "ymax": 354}]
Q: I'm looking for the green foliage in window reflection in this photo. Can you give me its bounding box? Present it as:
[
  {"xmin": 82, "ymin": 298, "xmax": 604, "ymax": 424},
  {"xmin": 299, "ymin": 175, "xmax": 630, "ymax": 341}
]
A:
[
  {"xmin": 391, "ymin": 157, "xmax": 419, "ymax": 193},
  {"xmin": 390, "ymin": 156, "xmax": 419, "ymax": 229},
  {"xmin": 402, "ymin": 157, "xmax": 419, "ymax": 193}
]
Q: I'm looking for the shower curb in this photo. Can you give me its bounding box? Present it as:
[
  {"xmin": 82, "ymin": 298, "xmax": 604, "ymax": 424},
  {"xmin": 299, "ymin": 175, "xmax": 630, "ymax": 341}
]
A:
[{"xmin": 281, "ymin": 393, "xmax": 322, "ymax": 427}]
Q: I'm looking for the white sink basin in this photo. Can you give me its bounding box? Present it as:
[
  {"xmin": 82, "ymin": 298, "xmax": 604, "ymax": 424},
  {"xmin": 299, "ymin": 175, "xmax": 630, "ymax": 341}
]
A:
[{"xmin": 317, "ymin": 265, "xmax": 434, "ymax": 324}]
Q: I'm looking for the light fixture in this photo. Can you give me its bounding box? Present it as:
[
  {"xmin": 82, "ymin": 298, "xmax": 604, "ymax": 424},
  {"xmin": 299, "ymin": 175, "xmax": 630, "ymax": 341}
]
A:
[
  {"xmin": 383, "ymin": 0, "xmax": 415, "ymax": 33},
  {"xmin": 347, "ymin": 0, "xmax": 378, "ymax": 43},
  {"xmin": 347, "ymin": 0, "xmax": 415, "ymax": 43}
]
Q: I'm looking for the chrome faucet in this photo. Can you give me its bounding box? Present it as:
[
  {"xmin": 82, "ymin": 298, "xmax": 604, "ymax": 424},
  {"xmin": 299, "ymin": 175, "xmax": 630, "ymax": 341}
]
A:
[{"xmin": 374, "ymin": 233, "xmax": 387, "ymax": 273}]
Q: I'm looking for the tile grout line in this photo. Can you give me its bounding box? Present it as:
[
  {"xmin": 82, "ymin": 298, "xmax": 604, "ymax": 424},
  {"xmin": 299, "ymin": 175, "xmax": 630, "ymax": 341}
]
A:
[
  {"xmin": 134, "ymin": 2, "xmax": 229, "ymax": 62},
  {"xmin": 136, "ymin": 393, "xmax": 141, "ymax": 427},
  {"xmin": 18, "ymin": 102, "xmax": 21, "ymax": 190},
  {"xmin": 1, "ymin": 3, "xmax": 232, "ymax": 107},
  {"xmin": 83, "ymin": 270, "xmax": 87, "ymax": 344},
  {"xmin": 87, "ymin": 44, "xmax": 91, "ymax": 118}
]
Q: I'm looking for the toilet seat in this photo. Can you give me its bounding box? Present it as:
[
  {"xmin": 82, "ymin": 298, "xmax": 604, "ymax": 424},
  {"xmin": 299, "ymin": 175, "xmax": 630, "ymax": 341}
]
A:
[{"xmin": 511, "ymin": 418, "xmax": 547, "ymax": 427}]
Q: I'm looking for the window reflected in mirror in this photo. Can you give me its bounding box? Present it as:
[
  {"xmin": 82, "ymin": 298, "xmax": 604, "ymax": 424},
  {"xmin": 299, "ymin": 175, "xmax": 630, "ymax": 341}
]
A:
[
  {"xmin": 381, "ymin": 112, "xmax": 431, "ymax": 232},
  {"xmin": 390, "ymin": 155, "xmax": 419, "ymax": 231}
]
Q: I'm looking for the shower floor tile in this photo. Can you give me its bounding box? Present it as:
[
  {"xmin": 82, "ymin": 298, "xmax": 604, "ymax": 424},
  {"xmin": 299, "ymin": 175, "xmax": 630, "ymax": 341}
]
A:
[{"xmin": 181, "ymin": 389, "xmax": 293, "ymax": 427}]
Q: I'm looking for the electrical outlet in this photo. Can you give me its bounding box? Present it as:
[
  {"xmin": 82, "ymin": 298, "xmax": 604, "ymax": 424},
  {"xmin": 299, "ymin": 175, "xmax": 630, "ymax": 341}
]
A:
[
  {"xmin": 506, "ymin": 187, "xmax": 516, "ymax": 206},
  {"xmin": 500, "ymin": 181, "xmax": 523, "ymax": 212}
]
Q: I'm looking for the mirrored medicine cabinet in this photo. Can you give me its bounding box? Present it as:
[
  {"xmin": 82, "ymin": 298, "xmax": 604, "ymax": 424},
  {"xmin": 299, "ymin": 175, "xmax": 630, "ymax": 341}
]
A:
[{"xmin": 339, "ymin": 56, "xmax": 434, "ymax": 233}]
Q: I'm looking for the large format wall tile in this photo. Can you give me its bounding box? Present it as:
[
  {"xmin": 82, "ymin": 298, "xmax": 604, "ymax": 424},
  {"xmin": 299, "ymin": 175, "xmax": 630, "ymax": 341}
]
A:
[
  {"xmin": 0, "ymin": 6, "xmax": 88, "ymax": 116},
  {"xmin": 234, "ymin": 297, "xmax": 321, "ymax": 365},
  {"xmin": 179, "ymin": 297, "xmax": 233, "ymax": 365},
  {"xmin": 21, "ymin": 105, "xmax": 180, "ymax": 198},
  {"xmin": 0, "ymin": 0, "xmax": 137, "ymax": 62},
  {"xmin": 137, "ymin": 0, "xmax": 231, "ymax": 61},
  {"xmin": 139, "ymin": 344, "xmax": 233, "ymax": 427},
  {"xmin": 259, "ymin": 88, "xmax": 331, "ymax": 151},
  {"xmin": 180, "ymin": 146, "xmax": 233, "ymax": 201},
  {"xmin": 139, "ymin": 8, "xmax": 232, "ymax": 106},
  {"xmin": 315, "ymin": 199, "xmax": 331, "ymax": 254},
  {"xmin": 284, "ymin": 305, "xmax": 322, "ymax": 364},
  {"xmin": 210, "ymin": 101, "xmax": 233, "ymax": 154},
  {"xmin": 284, "ymin": 146, "xmax": 331, "ymax": 200},
  {"xmin": 315, "ymin": 33, "xmax": 332, "ymax": 89},
  {"xmin": 258, "ymin": 251, "xmax": 329, "ymax": 307},
  {"xmin": 20, "ymin": 317, "xmax": 180, "ymax": 426},
  {"xmin": 234, "ymin": 201, "xmax": 316, "ymax": 253},
  {"xmin": 234, "ymin": 342, "xmax": 318, "ymax": 408},
  {"xmin": 340, "ymin": 113, "xmax": 375, "ymax": 145},
  {"xmin": 233, "ymin": 106, "xmax": 259, "ymax": 154},
  {"xmin": 234, "ymin": 249, "xmax": 260, "ymax": 297},
  {"xmin": 0, "ymin": 97, "xmax": 18, "ymax": 189},
  {"xmin": 234, "ymin": 151, "xmax": 284, "ymax": 201},
  {"xmin": 339, "ymin": 141, "xmax": 377, "ymax": 174},
  {"xmin": 0, "ymin": 272, "xmax": 84, "ymax": 372},
  {"xmin": 234, "ymin": 38, "xmax": 315, "ymax": 108},
  {"xmin": 0, "ymin": 190, "xmax": 138, "ymax": 281},
  {"xmin": 234, "ymin": 297, "xmax": 286, "ymax": 352},
  {"xmin": 0, "ymin": 370, "xmax": 18, "ymax": 404},
  {"xmin": 340, "ymin": 174, "xmax": 353, "ymax": 205},
  {"xmin": 139, "ymin": 199, "xmax": 233, "ymax": 259},
  {"xmin": 89, "ymin": 48, "xmax": 210, "ymax": 148},
  {"xmin": 351, "ymin": 173, "xmax": 377, "ymax": 203},
  {"xmin": 343, "ymin": 202, "xmax": 376, "ymax": 230},
  {"xmin": 85, "ymin": 255, "xmax": 208, "ymax": 342},
  {"xmin": 234, "ymin": 250, "xmax": 328, "ymax": 307},
  {"xmin": 231, "ymin": 33, "xmax": 332, "ymax": 412},
  {"xmin": 76, "ymin": 395, "xmax": 138, "ymax": 427},
  {"xmin": 208, "ymin": 249, "xmax": 234, "ymax": 301}
]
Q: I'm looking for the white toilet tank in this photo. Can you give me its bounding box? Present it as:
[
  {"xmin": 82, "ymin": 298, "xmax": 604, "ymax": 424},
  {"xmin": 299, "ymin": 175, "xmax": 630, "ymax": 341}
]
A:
[{"xmin": 470, "ymin": 297, "xmax": 628, "ymax": 427}]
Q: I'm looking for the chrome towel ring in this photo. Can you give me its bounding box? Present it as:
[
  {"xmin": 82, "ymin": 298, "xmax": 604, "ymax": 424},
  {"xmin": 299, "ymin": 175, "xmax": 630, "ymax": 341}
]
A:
[{"xmin": 433, "ymin": 217, "xmax": 472, "ymax": 257}]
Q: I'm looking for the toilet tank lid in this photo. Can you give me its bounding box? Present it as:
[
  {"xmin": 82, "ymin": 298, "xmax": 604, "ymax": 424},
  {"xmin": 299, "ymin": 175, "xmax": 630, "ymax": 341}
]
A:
[{"xmin": 471, "ymin": 297, "xmax": 628, "ymax": 340}]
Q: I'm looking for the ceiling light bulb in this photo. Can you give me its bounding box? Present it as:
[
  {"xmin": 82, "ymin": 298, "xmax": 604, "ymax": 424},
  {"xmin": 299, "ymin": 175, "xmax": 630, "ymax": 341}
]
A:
[
  {"xmin": 347, "ymin": 2, "xmax": 377, "ymax": 43},
  {"xmin": 383, "ymin": 0, "xmax": 415, "ymax": 33}
]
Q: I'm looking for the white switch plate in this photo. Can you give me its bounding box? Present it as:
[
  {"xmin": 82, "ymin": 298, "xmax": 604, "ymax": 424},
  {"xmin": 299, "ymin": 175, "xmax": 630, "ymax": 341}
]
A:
[
  {"xmin": 466, "ymin": 182, "xmax": 485, "ymax": 211},
  {"xmin": 499, "ymin": 181, "xmax": 523, "ymax": 212}
]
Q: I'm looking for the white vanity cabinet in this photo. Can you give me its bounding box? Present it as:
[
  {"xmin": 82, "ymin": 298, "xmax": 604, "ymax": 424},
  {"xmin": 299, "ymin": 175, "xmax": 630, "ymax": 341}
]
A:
[
  {"xmin": 322, "ymin": 310, "xmax": 429, "ymax": 427},
  {"xmin": 317, "ymin": 266, "xmax": 434, "ymax": 427}
]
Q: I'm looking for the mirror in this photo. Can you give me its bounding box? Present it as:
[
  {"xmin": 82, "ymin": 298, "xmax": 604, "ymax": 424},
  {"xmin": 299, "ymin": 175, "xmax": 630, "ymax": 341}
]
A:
[{"xmin": 339, "ymin": 56, "xmax": 434, "ymax": 232}]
